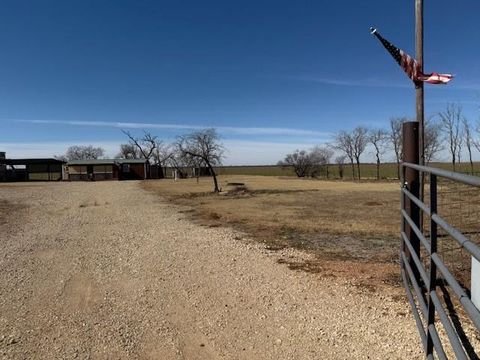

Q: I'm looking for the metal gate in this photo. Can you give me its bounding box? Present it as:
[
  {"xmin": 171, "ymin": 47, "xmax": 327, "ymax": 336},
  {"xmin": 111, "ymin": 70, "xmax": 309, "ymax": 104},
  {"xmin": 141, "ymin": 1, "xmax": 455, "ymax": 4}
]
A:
[{"xmin": 401, "ymin": 162, "xmax": 480, "ymax": 359}]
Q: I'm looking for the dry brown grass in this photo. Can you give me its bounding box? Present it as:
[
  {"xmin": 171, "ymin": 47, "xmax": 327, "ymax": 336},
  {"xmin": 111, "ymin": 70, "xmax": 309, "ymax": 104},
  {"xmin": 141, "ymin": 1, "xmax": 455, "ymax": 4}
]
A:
[
  {"xmin": 144, "ymin": 177, "xmax": 399, "ymax": 230},
  {"xmin": 144, "ymin": 176, "xmax": 399, "ymax": 252},
  {"xmin": 142, "ymin": 176, "xmax": 404, "ymax": 287}
]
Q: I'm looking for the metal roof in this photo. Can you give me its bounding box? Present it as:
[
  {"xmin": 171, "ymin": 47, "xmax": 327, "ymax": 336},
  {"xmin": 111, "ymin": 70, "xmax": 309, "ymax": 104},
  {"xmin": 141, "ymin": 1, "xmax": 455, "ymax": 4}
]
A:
[
  {"xmin": 67, "ymin": 159, "xmax": 147, "ymax": 165},
  {"xmin": 0, "ymin": 158, "xmax": 66, "ymax": 165}
]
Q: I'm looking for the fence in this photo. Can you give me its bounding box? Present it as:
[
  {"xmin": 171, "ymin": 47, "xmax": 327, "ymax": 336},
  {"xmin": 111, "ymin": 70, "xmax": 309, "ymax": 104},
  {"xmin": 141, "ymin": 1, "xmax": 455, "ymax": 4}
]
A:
[{"xmin": 401, "ymin": 162, "xmax": 480, "ymax": 359}]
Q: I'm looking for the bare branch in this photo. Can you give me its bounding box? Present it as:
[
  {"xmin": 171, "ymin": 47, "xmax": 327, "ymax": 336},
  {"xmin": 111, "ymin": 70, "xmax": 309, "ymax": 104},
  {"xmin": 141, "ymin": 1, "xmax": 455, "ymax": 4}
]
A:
[
  {"xmin": 438, "ymin": 103, "xmax": 463, "ymax": 171},
  {"xmin": 121, "ymin": 130, "xmax": 157, "ymax": 162},
  {"xmin": 389, "ymin": 117, "xmax": 408, "ymax": 179},
  {"xmin": 369, "ymin": 128, "xmax": 388, "ymax": 180},
  {"xmin": 65, "ymin": 145, "xmax": 105, "ymax": 161}
]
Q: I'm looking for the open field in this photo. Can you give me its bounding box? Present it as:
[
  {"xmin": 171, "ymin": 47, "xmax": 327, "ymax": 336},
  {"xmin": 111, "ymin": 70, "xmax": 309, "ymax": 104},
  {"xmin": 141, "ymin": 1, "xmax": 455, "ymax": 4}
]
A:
[
  {"xmin": 0, "ymin": 181, "xmax": 423, "ymax": 359},
  {"xmin": 143, "ymin": 176, "xmax": 400, "ymax": 248},
  {"xmin": 211, "ymin": 162, "xmax": 480, "ymax": 179}
]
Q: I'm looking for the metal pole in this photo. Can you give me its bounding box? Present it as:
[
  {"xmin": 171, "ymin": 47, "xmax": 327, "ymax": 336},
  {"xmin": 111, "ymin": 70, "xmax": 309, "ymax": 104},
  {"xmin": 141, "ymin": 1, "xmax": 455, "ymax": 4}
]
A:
[
  {"xmin": 425, "ymin": 174, "xmax": 437, "ymax": 356},
  {"xmin": 403, "ymin": 121, "xmax": 420, "ymax": 279},
  {"xmin": 416, "ymin": 0, "xmax": 425, "ymax": 200}
]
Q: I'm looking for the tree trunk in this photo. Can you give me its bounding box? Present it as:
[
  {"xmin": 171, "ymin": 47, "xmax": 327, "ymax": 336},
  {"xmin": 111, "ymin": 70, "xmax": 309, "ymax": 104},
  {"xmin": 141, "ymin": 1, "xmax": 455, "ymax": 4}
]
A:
[
  {"xmin": 205, "ymin": 161, "xmax": 220, "ymax": 192},
  {"xmin": 350, "ymin": 161, "xmax": 355, "ymax": 180},
  {"xmin": 376, "ymin": 158, "xmax": 380, "ymax": 180},
  {"xmin": 356, "ymin": 158, "xmax": 361, "ymax": 181},
  {"xmin": 469, "ymin": 150, "xmax": 474, "ymax": 174}
]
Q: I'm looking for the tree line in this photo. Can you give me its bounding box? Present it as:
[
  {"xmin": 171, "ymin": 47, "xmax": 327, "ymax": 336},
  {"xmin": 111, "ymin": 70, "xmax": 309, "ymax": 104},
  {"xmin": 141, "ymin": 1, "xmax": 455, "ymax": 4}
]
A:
[{"xmin": 279, "ymin": 103, "xmax": 478, "ymax": 180}]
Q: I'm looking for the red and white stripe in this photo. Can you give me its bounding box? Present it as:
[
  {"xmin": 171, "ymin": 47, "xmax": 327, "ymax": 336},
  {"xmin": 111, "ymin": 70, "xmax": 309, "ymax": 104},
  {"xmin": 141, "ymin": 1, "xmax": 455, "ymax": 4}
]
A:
[
  {"xmin": 401, "ymin": 50, "xmax": 453, "ymax": 84},
  {"xmin": 418, "ymin": 73, "xmax": 453, "ymax": 85}
]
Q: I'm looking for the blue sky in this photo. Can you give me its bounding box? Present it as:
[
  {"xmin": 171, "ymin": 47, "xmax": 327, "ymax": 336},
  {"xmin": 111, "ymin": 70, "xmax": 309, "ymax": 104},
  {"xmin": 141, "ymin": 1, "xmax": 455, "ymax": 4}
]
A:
[{"xmin": 0, "ymin": 0, "xmax": 479, "ymax": 164}]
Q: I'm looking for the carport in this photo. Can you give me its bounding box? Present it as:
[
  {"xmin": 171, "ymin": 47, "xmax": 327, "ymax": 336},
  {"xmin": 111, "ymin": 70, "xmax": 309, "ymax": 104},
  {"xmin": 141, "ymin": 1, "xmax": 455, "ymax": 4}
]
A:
[{"xmin": 0, "ymin": 158, "xmax": 65, "ymax": 181}]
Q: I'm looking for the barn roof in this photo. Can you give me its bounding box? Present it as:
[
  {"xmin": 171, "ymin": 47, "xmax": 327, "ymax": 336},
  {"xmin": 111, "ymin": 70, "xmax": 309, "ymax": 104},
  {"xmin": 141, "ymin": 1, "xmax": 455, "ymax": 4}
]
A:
[{"xmin": 67, "ymin": 159, "xmax": 147, "ymax": 165}]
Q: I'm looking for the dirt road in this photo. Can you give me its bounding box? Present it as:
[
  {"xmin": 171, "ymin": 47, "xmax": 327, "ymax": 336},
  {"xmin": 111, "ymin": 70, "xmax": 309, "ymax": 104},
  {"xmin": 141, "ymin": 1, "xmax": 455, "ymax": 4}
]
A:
[{"xmin": 0, "ymin": 181, "xmax": 422, "ymax": 359}]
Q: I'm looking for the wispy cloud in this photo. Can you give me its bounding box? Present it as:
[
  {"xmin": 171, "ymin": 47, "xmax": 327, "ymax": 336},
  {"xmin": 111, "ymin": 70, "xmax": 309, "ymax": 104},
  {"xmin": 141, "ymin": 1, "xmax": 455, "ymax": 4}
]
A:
[
  {"xmin": 287, "ymin": 75, "xmax": 411, "ymax": 89},
  {"xmin": 13, "ymin": 119, "xmax": 331, "ymax": 138}
]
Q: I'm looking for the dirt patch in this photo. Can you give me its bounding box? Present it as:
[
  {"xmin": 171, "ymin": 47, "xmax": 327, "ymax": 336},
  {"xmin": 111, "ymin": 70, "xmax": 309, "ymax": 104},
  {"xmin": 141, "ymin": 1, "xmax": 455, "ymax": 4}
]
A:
[
  {"xmin": 364, "ymin": 201, "xmax": 383, "ymax": 206},
  {"xmin": 276, "ymin": 256, "xmax": 401, "ymax": 289},
  {"xmin": 62, "ymin": 273, "xmax": 101, "ymax": 311}
]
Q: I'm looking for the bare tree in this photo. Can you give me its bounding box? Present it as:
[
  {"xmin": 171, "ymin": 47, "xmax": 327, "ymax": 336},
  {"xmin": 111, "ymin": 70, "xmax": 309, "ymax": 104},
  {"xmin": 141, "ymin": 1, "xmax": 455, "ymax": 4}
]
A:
[
  {"xmin": 65, "ymin": 145, "xmax": 105, "ymax": 161},
  {"xmin": 369, "ymin": 128, "xmax": 388, "ymax": 180},
  {"xmin": 333, "ymin": 131, "xmax": 356, "ymax": 180},
  {"xmin": 168, "ymin": 149, "xmax": 188, "ymax": 179},
  {"xmin": 54, "ymin": 154, "xmax": 68, "ymax": 162},
  {"xmin": 310, "ymin": 146, "xmax": 334, "ymax": 178},
  {"xmin": 117, "ymin": 143, "xmax": 141, "ymax": 159},
  {"xmin": 389, "ymin": 117, "xmax": 406, "ymax": 179},
  {"xmin": 335, "ymin": 155, "xmax": 347, "ymax": 179},
  {"xmin": 278, "ymin": 149, "xmax": 314, "ymax": 178},
  {"xmin": 121, "ymin": 130, "xmax": 157, "ymax": 163},
  {"xmin": 458, "ymin": 133, "xmax": 464, "ymax": 164},
  {"xmin": 352, "ymin": 126, "xmax": 369, "ymax": 180},
  {"xmin": 438, "ymin": 103, "xmax": 463, "ymax": 171},
  {"xmin": 152, "ymin": 141, "xmax": 173, "ymax": 166},
  {"xmin": 177, "ymin": 129, "xmax": 224, "ymax": 193},
  {"xmin": 462, "ymin": 117, "xmax": 474, "ymax": 173},
  {"xmin": 424, "ymin": 117, "xmax": 443, "ymax": 164}
]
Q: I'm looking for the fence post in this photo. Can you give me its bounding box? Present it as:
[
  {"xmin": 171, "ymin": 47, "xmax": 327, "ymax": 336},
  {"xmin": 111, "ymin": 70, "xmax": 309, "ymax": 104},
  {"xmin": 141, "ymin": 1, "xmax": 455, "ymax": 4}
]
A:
[{"xmin": 402, "ymin": 121, "xmax": 420, "ymax": 280}]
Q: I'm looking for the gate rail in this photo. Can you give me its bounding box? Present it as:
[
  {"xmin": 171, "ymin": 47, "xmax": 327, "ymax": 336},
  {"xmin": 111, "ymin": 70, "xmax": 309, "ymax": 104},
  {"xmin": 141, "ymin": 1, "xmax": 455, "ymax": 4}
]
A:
[{"xmin": 401, "ymin": 162, "xmax": 480, "ymax": 359}]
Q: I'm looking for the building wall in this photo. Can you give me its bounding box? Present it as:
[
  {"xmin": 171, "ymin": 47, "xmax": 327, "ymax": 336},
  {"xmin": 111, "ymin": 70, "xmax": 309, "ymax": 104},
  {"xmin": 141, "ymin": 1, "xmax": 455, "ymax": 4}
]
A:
[
  {"xmin": 28, "ymin": 172, "xmax": 62, "ymax": 181},
  {"xmin": 93, "ymin": 165, "xmax": 114, "ymax": 180},
  {"xmin": 66, "ymin": 162, "xmax": 147, "ymax": 181},
  {"xmin": 129, "ymin": 163, "xmax": 146, "ymax": 179},
  {"xmin": 27, "ymin": 163, "xmax": 62, "ymax": 173},
  {"xmin": 68, "ymin": 165, "xmax": 88, "ymax": 181},
  {"xmin": 68, "ymin": 164, "xmax": 117, "ymax": 181},
  {"xmin": 26, "ymin": 163, "xmax": 63, "ymax": 181},
  {"xmin": 69, "ymin": 165, "xmax": 87, "ymax": 175},
  {"xmin": 0, "ymin": 152, "xmax": 5, "ymax": 181}
]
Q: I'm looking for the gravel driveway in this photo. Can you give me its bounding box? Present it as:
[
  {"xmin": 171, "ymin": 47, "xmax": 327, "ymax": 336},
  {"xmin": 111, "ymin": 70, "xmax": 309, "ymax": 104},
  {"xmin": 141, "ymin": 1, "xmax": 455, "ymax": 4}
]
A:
[{"xmin": 0, "ymin": 181, "xmax": 422, "ymax": 359}]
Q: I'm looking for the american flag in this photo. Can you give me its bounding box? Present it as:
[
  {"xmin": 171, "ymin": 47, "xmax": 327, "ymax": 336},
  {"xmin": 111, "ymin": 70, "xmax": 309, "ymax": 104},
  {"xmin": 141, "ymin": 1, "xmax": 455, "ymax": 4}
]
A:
[{"xmin": 370, "ymin": 27, "xmax": 453, "ymax": 85}]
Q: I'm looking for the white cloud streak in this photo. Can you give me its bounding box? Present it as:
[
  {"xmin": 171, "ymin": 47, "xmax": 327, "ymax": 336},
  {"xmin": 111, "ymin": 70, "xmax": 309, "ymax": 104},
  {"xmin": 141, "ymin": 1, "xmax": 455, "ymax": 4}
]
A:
[
  {"xmin": 13, "ymin": 119, "xmax": 331, "ymax": 138},
  {"xmin": 288, "ymin": 76, "xmax": 411, "ymax": 89}
]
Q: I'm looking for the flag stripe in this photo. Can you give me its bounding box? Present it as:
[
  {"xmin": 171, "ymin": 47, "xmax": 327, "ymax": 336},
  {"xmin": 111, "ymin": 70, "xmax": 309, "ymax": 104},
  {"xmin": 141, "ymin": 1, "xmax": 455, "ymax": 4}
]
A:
[{"xmin": 371, "ymin": 28, "xmax": 453, "ymax": 85}]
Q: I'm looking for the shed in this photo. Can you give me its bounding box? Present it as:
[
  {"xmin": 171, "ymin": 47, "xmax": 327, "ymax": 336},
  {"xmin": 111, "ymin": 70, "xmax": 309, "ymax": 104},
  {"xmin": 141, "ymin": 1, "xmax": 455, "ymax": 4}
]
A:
[{"xmin": 66, "ymin": 159, "xmax": 148, "ymax": 181}]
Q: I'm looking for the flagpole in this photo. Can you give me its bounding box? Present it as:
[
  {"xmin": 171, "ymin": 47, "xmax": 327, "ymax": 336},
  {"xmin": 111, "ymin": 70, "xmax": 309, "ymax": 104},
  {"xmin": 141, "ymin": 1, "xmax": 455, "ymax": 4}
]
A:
[{"xmin": 415, "ymin": 0, "xmax": 425, "ymax": 200}]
